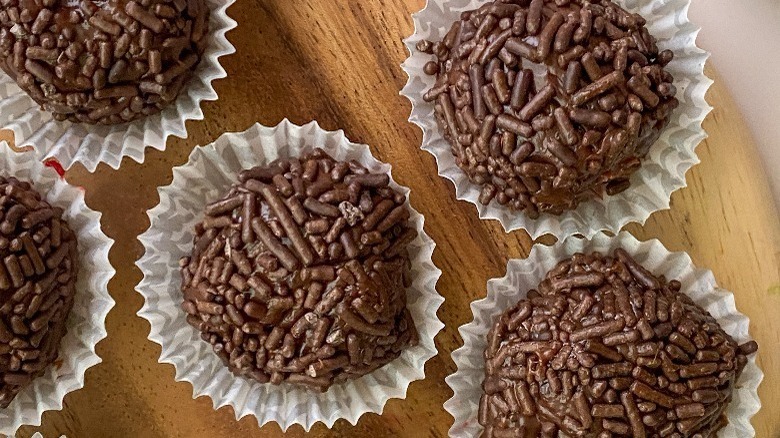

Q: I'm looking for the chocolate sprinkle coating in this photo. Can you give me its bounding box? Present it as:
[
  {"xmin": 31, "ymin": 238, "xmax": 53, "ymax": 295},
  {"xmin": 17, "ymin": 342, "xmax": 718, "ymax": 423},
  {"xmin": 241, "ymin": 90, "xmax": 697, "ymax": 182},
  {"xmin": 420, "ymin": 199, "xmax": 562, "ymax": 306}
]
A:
[
  {"xmin": 420, "ymin": 0, "xmax": 679, "ymax": 217},
  {"xmin": 0, "ymin": 176, "xmax": 78, "ymax": 408},
  {"xmin": 0, "ymin": 0, "xmax": 210, "ymax": 125},
  {"xmin": 179, "ymin": 149, "xmax": 419, "ymax": 391},
  {"xmin": 480, "ymin": 250, "xmax": 756, "ymax": 438}
]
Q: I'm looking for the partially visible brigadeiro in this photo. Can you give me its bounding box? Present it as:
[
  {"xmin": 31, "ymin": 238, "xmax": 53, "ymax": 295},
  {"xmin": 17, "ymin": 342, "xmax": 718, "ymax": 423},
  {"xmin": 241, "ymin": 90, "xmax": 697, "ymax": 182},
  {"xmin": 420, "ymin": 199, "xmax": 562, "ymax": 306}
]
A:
[
  {"xmin": 0, "ymin": 0, "xmax": 210, "ymax": 125},
  {"xmin": 419, "ymin": 0, "xmax": 679, "ymax": 217},
  {"xmin": 179, "ymin": 149, "xmax": 419, "ymax": 392},
  {"xmin": 0, "ymin": 176, "xmax": 78, "ymax": 408},
  {"xmin": 480, "ymin": 249, "xmax": 757, "ymax": 437}
]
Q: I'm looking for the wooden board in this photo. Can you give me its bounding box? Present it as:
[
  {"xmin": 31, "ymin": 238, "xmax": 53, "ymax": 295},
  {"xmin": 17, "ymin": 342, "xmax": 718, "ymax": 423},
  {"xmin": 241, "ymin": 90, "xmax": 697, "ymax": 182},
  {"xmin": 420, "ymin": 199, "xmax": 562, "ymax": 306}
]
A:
[{"xmin": 9, "ymin": 1, "xmax": 779, "ymax": 437}]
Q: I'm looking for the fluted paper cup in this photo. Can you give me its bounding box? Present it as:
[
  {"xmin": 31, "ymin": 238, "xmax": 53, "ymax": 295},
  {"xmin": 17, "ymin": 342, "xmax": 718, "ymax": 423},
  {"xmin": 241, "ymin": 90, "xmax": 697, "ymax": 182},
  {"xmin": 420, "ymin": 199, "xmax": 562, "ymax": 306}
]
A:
[
  {"xmin": 136, "ymin": 120, "xmax": 444, "ymax": 431},
  {"xmin": 0, "ymin": 0, "xmax": 237, "ymax": 172},
  {"xmin": 0, "ymin": 144, "xmax": 115, "ymax": 436},
  {"xmin": 444, "ymin": 232, "xmax": 762, "ymax": 437},
  {"xmin": 401, "ymin": 0, "xmax": 713, "ymax": 239}
]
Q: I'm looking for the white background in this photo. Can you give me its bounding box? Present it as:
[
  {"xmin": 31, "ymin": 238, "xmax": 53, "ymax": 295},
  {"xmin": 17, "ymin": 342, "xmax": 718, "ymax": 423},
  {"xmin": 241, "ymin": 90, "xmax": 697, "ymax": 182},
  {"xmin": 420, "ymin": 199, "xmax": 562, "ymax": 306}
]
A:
[{"xmin": 688, "ymin": 0, "xmax": 780, "ymax": 208}]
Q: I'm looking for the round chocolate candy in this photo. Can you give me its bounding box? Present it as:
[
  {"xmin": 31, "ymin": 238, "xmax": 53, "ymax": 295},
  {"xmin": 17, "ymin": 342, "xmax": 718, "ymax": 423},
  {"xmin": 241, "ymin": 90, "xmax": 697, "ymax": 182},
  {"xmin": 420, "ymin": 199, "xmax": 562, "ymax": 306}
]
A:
[
  {"xmin": 0, "ymin": 0, "xmax": 210, "ymax": 125},
  {"xmin": 419, "ymin": 0, "xmax": 679, "ymax": 217},
  {"xmin": 179, "ymin": 149, "xmax": 419, "ymax": 391},
  {"xmin": 480, "ymin": 249, "xmax": 757, "ymax": 437},
  {"xmin": 0, "ymin": 176, "xmax": 78, "ymax": 408}
]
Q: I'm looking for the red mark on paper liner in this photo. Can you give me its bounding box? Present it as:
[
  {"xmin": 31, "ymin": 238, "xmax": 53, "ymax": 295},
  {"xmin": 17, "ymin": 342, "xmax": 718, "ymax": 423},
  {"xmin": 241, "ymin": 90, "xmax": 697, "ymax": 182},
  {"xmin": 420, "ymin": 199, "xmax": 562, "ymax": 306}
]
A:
[{"xmin": 44, "ymin": 158, "xmax": 66, "ymax": 178}]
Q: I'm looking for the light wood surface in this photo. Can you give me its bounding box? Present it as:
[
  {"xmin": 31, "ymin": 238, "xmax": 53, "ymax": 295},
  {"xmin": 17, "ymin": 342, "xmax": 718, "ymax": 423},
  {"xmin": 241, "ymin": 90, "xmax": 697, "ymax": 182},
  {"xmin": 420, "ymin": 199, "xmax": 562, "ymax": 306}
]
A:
[{"xmin": 5, "ymin": 1, "xmax": 779, "ymax": 437}]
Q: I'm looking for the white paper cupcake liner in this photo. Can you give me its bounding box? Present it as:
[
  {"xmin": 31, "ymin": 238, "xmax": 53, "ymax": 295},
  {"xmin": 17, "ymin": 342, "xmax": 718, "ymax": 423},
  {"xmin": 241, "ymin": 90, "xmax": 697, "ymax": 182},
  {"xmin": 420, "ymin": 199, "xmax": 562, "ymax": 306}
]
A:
[
  {"xmin": 444, "ymin": 232, "xmax": 762, "ymax": 437},
  {"xmin": 0, "ymin": 144, "xmax": 115, "ymax": 436},
  {"xmin": 401, "ymin": 0, "xmax": 713, "ymax": 239},
  {"xmin": 0, "ymin": 0, "xmax": 237, "ymax": 172},
  {"xmin": 136, "ymin": 120, "xmax": 444, "ymax": 431}
]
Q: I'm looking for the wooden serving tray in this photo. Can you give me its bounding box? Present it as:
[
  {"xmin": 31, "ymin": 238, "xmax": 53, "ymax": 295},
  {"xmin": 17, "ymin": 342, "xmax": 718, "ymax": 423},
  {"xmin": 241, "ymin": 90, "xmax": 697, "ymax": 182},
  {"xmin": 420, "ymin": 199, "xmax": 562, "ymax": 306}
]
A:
[{"xmin": 8, "ymin": 1, "xmax": 779, "ymax": 437}]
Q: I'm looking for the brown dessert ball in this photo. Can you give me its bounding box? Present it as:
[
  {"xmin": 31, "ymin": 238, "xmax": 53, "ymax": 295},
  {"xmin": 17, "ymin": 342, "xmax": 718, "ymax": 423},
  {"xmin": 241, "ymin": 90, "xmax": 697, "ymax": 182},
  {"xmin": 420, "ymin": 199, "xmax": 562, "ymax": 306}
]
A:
[
  {"xmin": 0, "ymin": 0, "xmax": 210, "ymax": 124},
  {"xmin": 480, "ymin": 249, "xmax": 757, "ymax": 437},
  {"xmin": 179, "ymin": 149, "xmax": 419, "ymax": 391},
  {"xmin": 420, "ymin": 0, "xmax": 679, "ymax": 217},
  {"xmin": 0, "ymin": 176, "xmax": 78, "ymax": 408}
]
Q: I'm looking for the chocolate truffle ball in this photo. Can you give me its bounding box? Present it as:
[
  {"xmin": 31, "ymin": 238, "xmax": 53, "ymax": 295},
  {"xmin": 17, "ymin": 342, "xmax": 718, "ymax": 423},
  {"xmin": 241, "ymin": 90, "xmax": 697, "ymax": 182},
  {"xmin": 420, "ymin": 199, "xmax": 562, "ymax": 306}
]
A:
[
  {"xmin": 419, "ymin": 0, "xmax": 679, "ymax": 217},
  {"xmin": 180, "ymin": 149, "xmax": 419, "ymax": 391},
  {"xmin": 0, "ymin": 0, "xmax": 210, "ymax": 125},
  {"xmin": 0, "ymin": 176, "xmax": 78, "ymax": 408},
  {"xmin": 480, "ymin": 249, "xmax": 757, "ymax": 438}
]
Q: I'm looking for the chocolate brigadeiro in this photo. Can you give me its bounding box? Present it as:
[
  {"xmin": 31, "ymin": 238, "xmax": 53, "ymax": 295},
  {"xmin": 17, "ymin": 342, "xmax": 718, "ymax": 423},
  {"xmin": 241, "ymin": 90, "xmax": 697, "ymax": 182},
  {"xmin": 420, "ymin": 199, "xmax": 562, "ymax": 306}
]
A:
[
  {"xmin": 179, "ymin": 149, "xmax": 420, "ymax": 392},
  {"xmin": 419, "ymin": 0, "xmax": 679, "ymax": 217},
  {"xmin": 0, "ymin": 176, "xmax": 78, "ymax": 408},
  {"xmin": 480, "ymin": 250, "xmax": 757, "ymax": 438},
  {"xmin": 0, "ymin": 0, "xmax": 210, "ymax": 125}
]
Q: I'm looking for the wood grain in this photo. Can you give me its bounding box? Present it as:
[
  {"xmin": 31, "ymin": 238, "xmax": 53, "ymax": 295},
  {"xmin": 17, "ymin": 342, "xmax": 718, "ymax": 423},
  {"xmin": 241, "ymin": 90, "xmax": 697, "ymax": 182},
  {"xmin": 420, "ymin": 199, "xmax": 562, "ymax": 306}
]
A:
[{"xmin": 6, "ymin": 0, "xmax": 778, "ymax": 437}]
